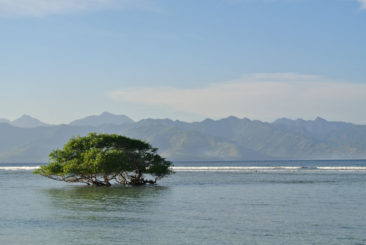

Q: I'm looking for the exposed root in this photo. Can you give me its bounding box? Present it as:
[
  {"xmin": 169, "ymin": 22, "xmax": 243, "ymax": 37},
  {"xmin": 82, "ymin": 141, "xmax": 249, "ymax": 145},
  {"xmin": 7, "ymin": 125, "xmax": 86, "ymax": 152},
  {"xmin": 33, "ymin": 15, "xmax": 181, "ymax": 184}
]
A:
[{"xmin": 43, "ymin": 171, "xmax": 158, "ymax": 186}]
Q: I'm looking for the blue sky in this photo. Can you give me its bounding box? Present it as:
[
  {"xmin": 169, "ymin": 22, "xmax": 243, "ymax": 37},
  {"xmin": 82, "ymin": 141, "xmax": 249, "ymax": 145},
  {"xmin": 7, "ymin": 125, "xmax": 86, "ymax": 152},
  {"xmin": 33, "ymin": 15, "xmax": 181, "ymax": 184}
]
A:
[{"xmin": 0, "ymin": 0, "xmax": 365, "ymax": 124}]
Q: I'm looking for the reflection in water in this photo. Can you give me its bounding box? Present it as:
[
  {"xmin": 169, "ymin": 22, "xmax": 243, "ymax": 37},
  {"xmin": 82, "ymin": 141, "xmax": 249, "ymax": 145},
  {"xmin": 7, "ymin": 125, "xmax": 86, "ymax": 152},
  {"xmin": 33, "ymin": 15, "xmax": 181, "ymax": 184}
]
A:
[
  {"xmin": 46, "ymin": 185, "xmax": 168, "ymax": 203},
  {"xmin": 38, "ymin": 186, "xmax": 171, "ymax": 244},
  {"xmin": 44, "ymin": 186, "xmax": 169, "ymax": 221}
]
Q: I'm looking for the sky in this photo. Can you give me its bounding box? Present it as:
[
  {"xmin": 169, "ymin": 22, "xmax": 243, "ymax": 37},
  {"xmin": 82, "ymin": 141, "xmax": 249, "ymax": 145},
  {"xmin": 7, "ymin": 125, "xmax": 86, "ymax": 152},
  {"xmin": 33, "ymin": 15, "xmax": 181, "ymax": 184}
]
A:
[{"xmin": 0, "ymin": 0, "xmax": 365, "ymax": 124}]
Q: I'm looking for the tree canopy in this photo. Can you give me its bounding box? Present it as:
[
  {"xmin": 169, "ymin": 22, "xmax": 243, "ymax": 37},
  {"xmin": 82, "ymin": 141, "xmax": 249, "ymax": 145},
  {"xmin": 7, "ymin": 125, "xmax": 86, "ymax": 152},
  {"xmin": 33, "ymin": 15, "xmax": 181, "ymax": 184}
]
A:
[{"xmin": 35, "ymin": 133, "xmax": 173, "ymax": 186}]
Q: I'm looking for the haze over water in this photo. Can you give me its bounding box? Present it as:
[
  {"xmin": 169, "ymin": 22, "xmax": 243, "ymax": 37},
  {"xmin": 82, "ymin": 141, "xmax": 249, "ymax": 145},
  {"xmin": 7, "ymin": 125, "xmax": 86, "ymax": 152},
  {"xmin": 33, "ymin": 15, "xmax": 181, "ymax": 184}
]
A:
[{"xmin": 1, "ymin": 160, "xmax": 366, "ymax": 244}]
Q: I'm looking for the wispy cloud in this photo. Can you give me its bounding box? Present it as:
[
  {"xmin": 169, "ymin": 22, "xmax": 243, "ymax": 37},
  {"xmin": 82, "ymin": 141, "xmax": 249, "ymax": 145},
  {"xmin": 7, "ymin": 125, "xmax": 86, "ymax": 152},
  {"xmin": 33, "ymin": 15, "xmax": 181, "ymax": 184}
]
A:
[
  {"xmin": 0, "ymin": 0, "xmax": 157, "ymax": 17},
  {"xmin": 359, "ymin": 0, "xmax": 366, "ymax": 9},
  {"xmin": 109, "ymin": 73, "xmax": 366, "ymax": 123}
]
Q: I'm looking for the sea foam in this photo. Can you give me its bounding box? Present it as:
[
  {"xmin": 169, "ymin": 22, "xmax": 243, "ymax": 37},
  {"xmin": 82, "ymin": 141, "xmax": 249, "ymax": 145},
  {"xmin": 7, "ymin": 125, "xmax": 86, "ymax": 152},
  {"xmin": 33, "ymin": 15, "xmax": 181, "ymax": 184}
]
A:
[
  {"xmin": 172, "ymin": 166, "xmax": 302, "ymax": 171},
  {"xmin": 0, "ymin": 166, "xmax": 40, "ymax": 171},
  {"xmin": 172, "ymin": 166, "xmax": 366, "ymax": 172},
  {"xmin": 316, "ymin": 166, "xmax": 366, "ymax": 171},
  {"xmin": 1, "ymin": 165, "xmax": 366, "ymax": 172}
]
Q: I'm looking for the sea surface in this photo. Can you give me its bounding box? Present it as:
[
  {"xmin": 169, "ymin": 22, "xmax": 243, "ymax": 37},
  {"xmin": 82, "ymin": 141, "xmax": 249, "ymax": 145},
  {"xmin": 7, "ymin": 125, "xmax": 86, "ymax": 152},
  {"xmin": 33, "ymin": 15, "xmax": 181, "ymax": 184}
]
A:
[{"xmin": 1, "ymin": 160, "xmax": 366, "ymax": 245}]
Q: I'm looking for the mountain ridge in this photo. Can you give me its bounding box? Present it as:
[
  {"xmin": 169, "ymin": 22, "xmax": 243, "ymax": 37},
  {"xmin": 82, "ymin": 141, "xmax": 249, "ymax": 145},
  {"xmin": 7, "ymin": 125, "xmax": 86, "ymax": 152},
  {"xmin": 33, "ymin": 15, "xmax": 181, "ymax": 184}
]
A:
[
  {"xmin": 0, "ymin": 114, "xmax": 365, "ymax": 163},
  {"xmin": 0, "ymin": 113, "xmax": 364, "ymax": 128},
  {"xmin": 3, "ymin": 115, "xmax": 50, "ymax": 128},
  {"xmin": 70, "ymin": 112, "xmax": 134, "ymax": 127}
]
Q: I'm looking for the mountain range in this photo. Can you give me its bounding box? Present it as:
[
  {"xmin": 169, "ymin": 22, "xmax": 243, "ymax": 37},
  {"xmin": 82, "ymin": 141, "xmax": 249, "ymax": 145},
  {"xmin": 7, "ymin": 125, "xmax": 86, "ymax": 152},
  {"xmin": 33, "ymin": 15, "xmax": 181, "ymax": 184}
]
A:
[{"xmin": 0, "ymin": 112, "xmax": 365, "ymax": 163}]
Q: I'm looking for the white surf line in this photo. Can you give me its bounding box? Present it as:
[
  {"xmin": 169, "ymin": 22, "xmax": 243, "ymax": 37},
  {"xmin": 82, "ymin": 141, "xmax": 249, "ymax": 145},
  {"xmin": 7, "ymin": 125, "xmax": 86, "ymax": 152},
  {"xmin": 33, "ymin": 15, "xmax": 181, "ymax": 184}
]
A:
[
  {"xmin": 171, "ymin": 166, "xmax": 302, "ymax": 171},
  {"xmin": 172, "ymin": 166, "xmax": 366, "ymax": 172},
  {"xmin": 316, "ymin": 166, "xmax": 366, "ymax": 171},
  {"xmin": 0, "ymin": 166, "xmax": 41, "ymax": 171},
  {"xmin": 2, "ymin": 166, "xmax": 366, "ymax": 171}
]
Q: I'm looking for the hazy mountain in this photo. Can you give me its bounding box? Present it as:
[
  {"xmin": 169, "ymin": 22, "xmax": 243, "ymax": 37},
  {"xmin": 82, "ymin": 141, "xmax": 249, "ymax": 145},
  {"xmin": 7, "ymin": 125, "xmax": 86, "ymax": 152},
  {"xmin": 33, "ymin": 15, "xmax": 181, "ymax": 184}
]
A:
[
  {"xmin": 10, "ymin": 115, "xmax": 50, "ymax": 128},
  {"xmin": 70, "ymin": 112, "xmax": 134, "ymax": 126},
  {"xmin": 117, "ymin": 119, "xmax": 269, "ymax": 161},
  {"xmin": 273, "ymin": 117, "xmax": 354, "ymax": 136},
  {"xmin": 0, "ymin": 115, "xmax": 366, "ymax": 163},
  {"xmin": 0, "ymin": 118, "xmax": 10, "ymax": 123}
]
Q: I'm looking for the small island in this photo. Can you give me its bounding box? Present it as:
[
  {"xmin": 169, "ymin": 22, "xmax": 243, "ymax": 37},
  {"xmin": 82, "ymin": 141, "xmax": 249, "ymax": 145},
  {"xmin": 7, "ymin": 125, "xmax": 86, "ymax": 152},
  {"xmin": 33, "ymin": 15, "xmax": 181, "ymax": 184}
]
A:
[{"xmin": 35, "ymin": 133, "xmax": 173, "ymax": 186}]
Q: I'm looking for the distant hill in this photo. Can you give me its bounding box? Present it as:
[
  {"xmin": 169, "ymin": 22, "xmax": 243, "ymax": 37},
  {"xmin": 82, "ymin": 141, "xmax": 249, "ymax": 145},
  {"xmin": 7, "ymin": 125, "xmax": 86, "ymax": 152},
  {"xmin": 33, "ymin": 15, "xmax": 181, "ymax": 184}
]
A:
[
  {"xmin": 0, "ymin": 118, "xmax": 10, "ymax": 124},
  {"xmin": 4, "ymin": 115, "xmax": 50, "ymax": 128},
  {"xmin": 70, "ymin": 112, "xmax": 134, "ymax": 126},
  {"xmin": 0, "ymin": 115, "xmax": 366, "ymax": 163}
]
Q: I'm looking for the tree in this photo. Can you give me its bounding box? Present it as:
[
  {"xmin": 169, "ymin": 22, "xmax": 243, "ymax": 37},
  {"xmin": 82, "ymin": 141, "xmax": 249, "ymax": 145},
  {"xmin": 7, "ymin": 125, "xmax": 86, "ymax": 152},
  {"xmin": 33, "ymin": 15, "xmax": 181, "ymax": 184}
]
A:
[{"xmin": 34, "ymin": 133, "xmax": 173, "ymax": 186}]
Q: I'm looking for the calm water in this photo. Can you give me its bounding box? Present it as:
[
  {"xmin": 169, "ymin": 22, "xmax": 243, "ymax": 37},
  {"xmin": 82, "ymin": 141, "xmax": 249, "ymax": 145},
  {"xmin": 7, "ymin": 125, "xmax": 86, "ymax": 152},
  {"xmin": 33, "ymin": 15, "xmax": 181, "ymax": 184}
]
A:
[{"xmin": 1, "ymin": 160, "xmax": 366, "ymax": 245}]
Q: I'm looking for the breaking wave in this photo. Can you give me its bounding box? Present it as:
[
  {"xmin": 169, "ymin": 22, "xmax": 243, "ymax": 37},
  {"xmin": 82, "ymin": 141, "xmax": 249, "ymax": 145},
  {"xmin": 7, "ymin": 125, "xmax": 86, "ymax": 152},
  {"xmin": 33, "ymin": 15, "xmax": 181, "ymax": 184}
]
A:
[
  {"xmin": 172, "ymin": 166, "xmax": 302, "ymax": 171},
  {"xmin": 316, "ymin": 166, "xmax": 366, "ymax": 171},
  {"xmin": 1, "ymin": 165, "xmax": 366, "ymax": 172},
  {"xmin": 0, "ymin": 166, "xmax": 41, "ymax": 171},
  {"xmin": 172, "ymin": 166, "xmax": 366, "ymax": 172}
]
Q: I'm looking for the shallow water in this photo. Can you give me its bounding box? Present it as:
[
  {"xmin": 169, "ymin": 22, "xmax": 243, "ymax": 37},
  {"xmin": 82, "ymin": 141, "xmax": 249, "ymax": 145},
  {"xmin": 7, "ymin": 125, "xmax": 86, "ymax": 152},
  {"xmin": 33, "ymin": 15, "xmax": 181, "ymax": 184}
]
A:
[{"xmin": 1, "ymin": 160, "xmax": 366, "ymax": 244}]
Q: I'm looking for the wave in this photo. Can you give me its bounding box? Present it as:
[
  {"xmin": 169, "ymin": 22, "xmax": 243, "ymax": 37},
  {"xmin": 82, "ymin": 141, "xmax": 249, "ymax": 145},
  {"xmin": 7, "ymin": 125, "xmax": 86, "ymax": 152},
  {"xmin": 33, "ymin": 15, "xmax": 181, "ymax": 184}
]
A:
[
  {"xmin": 1, "ymin": 166, "xmax": 366, "ymax": 172},
  {"xmin": 172, "ymin": 166, "xmax": 366, "ymax": 172},
  {"xmin": 172, "ymin": 166, "xmax": 302, "ymax": 171},
  {"xmin": 316, "ymin": 166, "xmax": 366, "ymax": 171},
  {"xmin": 0, "ymin": 166, "xmax": 40, "ymax": 171}
]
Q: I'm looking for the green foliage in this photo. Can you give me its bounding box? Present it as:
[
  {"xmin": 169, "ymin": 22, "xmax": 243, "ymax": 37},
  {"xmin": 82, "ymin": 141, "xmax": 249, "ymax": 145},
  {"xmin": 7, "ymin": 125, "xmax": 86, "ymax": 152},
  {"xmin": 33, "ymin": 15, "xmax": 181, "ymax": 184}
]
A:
[{"xmin": 35, "ymin": 133, "xmax": 173, "ymax": 186}]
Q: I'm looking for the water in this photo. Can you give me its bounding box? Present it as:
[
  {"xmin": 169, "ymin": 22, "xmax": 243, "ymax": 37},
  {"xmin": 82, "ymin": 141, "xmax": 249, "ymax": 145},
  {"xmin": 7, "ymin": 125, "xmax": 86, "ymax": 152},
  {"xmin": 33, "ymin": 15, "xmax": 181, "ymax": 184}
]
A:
[{"xmin": 1, "ymin": 160, "xmax": 366, "ymax": 244}]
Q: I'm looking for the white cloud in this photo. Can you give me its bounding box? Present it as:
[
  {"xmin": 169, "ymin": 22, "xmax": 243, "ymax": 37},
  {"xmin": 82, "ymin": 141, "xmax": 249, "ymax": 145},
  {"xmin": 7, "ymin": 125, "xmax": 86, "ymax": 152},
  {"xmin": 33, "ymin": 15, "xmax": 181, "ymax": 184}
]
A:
[
  {"xmin": 109, "ymin": 73, "xmax": 366, "ymax": 123},
  {"xmin": 359, "ymin": 0, "xmax": 366, "ymax": 9},
  {"xmin": 0, "ymin": 0, "xmax": 153, "ymax": 17}
]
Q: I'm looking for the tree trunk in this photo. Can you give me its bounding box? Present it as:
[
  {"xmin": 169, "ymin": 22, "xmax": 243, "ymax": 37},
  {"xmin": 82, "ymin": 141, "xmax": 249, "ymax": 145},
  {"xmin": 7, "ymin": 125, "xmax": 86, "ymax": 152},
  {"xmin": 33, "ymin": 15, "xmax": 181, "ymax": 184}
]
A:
[
  {"xmin": 103, "ymin": 175, "xmax": 111, "ymax": 187},
  {"xmin": 92, "ymin": 180, "xmax": 105, "ymax": 186}
]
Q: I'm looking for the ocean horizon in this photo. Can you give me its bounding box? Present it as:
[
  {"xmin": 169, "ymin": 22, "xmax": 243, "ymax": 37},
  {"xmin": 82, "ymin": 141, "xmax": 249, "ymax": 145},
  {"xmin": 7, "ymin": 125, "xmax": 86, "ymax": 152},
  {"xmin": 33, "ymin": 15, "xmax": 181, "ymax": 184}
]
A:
[{"xmin": 2, "ymin": 159, "xmax": 366, "ymax": 171}]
